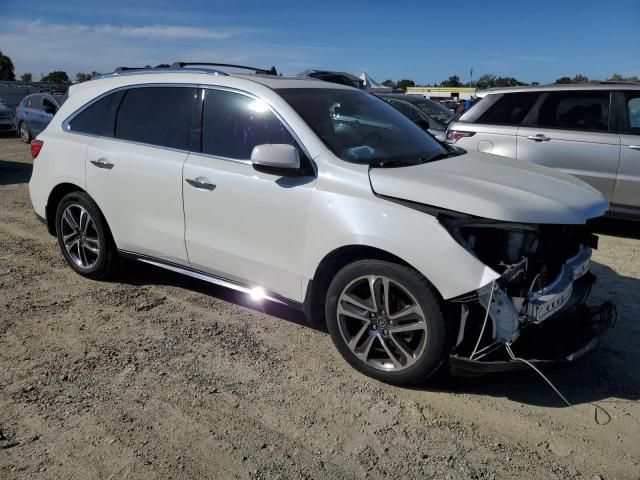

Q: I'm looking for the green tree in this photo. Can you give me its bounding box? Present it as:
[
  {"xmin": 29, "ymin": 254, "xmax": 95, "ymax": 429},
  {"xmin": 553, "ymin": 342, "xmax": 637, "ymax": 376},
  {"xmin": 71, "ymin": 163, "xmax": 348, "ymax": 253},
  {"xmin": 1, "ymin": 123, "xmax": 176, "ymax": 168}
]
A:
[
  {"xmin": 395, "ymin": 79, "xmax": 415, "ymax": 91},
  {"xmin": 75, "ymin": 72, "xmax": 93, "ymax": 83},
  {"xmin": 494, "ymin": 76, "xmax": 524, "ymax": 87},
  {"xmin": 571, "ymin": 74, "xmax": 589, "ymax": 83},
  {"xmin": 41, "ymin": 71, "xmax": 71, "ymax": 84},
  {"xmin": 475, "ymin": 74, "xmax": 496, "ymax": 90},
  {"xmin": 441, "ymin": 75, "xmax": 462, "ymax": 87},
  {"xmin": 0, "ymin": 50, "xmax": 16, "ymax": 81},
  {"xmin": 381, "ymin": 79, "xmax": 396, "ymax": 88},
  {"xmin": 20, "ymin": 72, "xmax": 33, "ymax": 83},
  {"xmin": 554, "ymin": 76, "xmax": 573, "ymax": 84}
]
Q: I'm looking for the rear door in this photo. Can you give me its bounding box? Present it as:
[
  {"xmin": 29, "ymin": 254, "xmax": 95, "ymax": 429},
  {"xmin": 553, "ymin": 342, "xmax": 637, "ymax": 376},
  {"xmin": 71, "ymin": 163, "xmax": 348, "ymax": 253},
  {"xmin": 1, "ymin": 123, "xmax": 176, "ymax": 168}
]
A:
[
  {"xmin": 78, "ymin": 85, "xmax": 198, "ymax": 264},
  {"xmin": 449, "ymin": 92, "xmax": 539, "ymax": 157},
  {"xmin": 517, "ymin": 90, "xmax": 620, "ymax": 200},
  {"xmin": 612, "ymin": 90, "xmax": 640, "ymax": 215}
]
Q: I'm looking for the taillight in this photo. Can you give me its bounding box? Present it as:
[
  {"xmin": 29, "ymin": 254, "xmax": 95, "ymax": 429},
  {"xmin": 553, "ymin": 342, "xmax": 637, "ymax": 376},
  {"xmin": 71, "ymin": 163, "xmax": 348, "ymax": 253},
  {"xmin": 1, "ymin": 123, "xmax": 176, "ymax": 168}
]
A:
[
  {"xmin": 15, "ymin": 106, "xmax": 19, "ymax": 115},
  {"xmin": 31, "ymin": 140, "xmax": 43, "ymax": 159},
  {"xmin": 446, "ymin": 130, "xmax": 475, "ymax": 143}
]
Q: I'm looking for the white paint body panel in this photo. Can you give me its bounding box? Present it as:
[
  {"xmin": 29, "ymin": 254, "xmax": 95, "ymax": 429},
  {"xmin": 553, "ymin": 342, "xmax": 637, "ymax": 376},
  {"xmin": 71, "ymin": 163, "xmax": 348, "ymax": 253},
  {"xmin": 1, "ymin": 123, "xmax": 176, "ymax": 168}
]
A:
[
  {"xmin": 28, "ymin": 70, "xmax": 609, "ymax": 305},
  {"xmin": 86, "ymin": 138, "xmax": 188, "ymax": 264},
  {"xmin": 369, "ymin": 152, "xmax": 608, "ymax": 224}
]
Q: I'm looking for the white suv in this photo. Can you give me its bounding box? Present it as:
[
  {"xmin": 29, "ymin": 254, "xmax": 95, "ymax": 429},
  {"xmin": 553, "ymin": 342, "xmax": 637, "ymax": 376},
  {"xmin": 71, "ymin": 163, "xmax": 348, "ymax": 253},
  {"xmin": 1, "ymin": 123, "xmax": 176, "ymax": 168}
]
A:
[{"xmin": 29, "ymin": 64, "xmax": 616, "ymax": 384}]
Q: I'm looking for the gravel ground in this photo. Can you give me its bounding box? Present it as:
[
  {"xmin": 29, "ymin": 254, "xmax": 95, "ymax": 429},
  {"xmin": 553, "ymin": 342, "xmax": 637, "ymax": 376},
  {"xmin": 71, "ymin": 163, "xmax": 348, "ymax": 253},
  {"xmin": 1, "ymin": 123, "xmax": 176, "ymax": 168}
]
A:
[{"xmin": 1, "ymin": 136, "xmax": 639, "ymax": 480}]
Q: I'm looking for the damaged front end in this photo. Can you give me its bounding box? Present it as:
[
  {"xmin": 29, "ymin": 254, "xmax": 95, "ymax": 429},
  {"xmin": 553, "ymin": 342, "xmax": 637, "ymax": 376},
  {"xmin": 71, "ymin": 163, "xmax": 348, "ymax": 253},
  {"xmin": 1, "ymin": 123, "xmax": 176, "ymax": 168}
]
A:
[{"xmin": 441, "ymin": 216, "xmax": 616, "ymax": 375}]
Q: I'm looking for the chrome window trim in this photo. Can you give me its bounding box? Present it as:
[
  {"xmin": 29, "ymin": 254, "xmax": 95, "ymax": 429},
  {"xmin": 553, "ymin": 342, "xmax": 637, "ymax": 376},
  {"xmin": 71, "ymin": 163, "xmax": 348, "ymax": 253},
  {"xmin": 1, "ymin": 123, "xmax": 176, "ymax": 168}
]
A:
[{"xmin": 60, "ymin": 82, "xmax": 316, "ymax": 174}]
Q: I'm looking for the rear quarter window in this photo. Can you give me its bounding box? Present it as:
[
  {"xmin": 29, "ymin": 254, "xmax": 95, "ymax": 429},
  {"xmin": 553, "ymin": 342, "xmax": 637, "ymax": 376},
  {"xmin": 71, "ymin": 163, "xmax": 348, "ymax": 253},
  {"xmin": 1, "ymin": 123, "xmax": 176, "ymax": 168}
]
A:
[
  {"xmin": 466, "ymin": 92, "xmax": 539, "ymax": 125},
  {"xmin": 535, "ymin": 91, "xmax": 610, "ymax": 132},
  {"xmin": 67, "ymin": 91, "xmax": 124, "ymax": 137}
]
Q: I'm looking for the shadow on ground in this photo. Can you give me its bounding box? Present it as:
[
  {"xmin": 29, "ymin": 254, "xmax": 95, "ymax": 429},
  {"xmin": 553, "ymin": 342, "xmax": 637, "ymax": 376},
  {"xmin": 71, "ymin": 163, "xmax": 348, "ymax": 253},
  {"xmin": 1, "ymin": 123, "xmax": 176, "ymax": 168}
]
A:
[
  {"xmin": 116, "ymin": 257, "xmax": 640, "ymax": 408},
  {"xmin": 589, "ymin": 217, "xmax": 640, "ymax": 240},
  {"xmin": 0, "ymin": 159, "xmax": 32, "ymax": 185}
]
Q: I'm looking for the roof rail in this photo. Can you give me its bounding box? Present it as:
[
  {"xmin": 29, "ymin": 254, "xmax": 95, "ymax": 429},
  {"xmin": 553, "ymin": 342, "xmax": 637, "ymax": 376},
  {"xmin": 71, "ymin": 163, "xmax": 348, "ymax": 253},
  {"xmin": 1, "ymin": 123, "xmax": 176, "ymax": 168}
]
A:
[{"xmin": 171, "ymin": 62, "xmax": 278, "ymax": 75}]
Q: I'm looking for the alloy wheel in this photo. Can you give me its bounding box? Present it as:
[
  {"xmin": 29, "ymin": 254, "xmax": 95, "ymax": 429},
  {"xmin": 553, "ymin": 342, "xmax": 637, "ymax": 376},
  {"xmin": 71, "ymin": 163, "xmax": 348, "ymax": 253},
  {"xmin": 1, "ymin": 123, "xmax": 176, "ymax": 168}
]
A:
[
  {"xmin": 59, "ymin": 204, "xmax": 100, "ymax": 269},
  {"xmin": 337, "ymin": 275, "xmax": 428, "ymax": 372}
]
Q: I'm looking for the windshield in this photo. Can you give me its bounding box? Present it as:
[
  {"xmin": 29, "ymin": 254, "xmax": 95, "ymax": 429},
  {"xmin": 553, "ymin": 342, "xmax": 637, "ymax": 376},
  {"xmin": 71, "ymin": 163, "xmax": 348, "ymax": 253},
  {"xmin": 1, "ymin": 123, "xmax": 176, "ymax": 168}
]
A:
[
  {"xmin": 410, "ymin": 98, "xmax": 456, "ymax": 124},
  {"xmin": 278, "ymin": 88, "xmax": 447, "ymax": 166}
]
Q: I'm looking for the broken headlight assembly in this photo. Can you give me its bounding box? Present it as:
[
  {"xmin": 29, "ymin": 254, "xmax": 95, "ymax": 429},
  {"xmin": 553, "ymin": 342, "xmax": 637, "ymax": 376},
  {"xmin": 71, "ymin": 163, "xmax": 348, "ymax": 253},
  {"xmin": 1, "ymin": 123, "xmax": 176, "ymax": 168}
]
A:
[{"xmin": 439, "ymin": 215, "xmax": 616, "ymax": 374}]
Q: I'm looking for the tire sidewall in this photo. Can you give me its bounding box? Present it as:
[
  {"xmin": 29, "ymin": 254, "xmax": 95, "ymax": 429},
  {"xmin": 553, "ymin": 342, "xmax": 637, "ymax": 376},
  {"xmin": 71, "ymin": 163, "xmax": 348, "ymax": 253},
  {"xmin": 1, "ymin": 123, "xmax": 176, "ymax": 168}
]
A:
[
  {"xmin": 19, "ymin": 122, "xmax": 31, "ymax": 143},
  {"xmin": 55, "ymin": 192, "xmax": 111, "ymax": 277},
  {"xmin": 325, "ymin": 260, "xmax": 448, "ymax": 385}
]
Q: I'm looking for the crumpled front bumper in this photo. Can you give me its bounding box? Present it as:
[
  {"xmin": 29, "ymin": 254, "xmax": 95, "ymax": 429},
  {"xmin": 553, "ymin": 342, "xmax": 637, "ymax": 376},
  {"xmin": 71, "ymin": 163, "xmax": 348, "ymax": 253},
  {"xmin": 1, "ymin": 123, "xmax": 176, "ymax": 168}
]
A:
[{"xmin": 449, "ymin": 247, "xmax": 617, "ymax": 375}]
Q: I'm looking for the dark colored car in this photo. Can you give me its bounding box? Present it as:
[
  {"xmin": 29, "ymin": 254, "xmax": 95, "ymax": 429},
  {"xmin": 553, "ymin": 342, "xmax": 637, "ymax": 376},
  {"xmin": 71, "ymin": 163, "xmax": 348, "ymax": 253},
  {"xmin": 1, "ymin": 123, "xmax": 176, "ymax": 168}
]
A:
[
  {"xmin": 0, "ymin": 99, "xmax": 15, "ymax": 134},
  {"xmin": 15, "ymin": 93, "xmax": 67, "ymax": 143},
  {"xmin": 376, "ymin": 95, "xmax": 447, "ymax": 141},
  {"xmin": 375, "ymin": 93, "xmax": 456, "ymax": 126}
]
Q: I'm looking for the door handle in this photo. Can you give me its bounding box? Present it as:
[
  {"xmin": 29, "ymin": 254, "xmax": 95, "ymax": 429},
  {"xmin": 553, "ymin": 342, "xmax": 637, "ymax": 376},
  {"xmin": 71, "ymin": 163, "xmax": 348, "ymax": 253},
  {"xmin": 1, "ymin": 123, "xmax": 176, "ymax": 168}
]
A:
[
  {"xmin": 90, "ymin": 158, "xmax": 114, "ymax": 170},
  {"xmin": 186, "ymin": 177, "xmax": 216, "ymax": 191},
  {"xmin": 629, "ymin": 145, "xmax": 640, "ymax": 150},
  {"xmin": 526, "ymin": 134, "xmax": 551, "ymax": 142}
]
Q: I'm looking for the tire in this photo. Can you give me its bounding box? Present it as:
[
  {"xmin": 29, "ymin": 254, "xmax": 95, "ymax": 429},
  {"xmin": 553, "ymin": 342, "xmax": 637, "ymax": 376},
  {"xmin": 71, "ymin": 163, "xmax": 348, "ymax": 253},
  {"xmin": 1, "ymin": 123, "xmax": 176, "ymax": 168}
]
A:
[
  {"xmin": 19, "ymin": 122, "xmax": 31, "ymax": 143},
  {"xmin": 55, "ymin": 192, "xmax": 119, "ymax": 279},
  {"xmin": 325, "ymin": 259, "xmax": 450, "ymax": 385}
]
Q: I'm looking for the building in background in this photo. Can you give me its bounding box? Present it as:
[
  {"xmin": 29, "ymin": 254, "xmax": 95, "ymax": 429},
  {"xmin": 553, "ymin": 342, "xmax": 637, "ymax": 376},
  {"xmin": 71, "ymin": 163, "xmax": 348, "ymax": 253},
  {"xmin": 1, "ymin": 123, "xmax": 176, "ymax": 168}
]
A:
[{"xmin": 405, "ymin": 86, "xmax": 476, "ymax": 101}]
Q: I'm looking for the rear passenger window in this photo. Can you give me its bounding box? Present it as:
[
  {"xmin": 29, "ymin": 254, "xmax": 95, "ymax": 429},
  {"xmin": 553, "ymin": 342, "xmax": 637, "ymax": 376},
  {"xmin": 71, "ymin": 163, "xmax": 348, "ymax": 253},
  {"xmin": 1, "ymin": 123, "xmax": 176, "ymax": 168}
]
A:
[
  {"xmin": 67, "ymin": 91, "xmax": 123, "ymax": 137},
  {"xmin": 536, "ymin": 91, "xmax": 610, "ymax": 132},
  {"xmin": 625, "ymin": 94, "xmax": 640, "ymax": 133},
  {"xmin": 115, "ymin": 87, "xmax": 197, "ymax": 150},
  {"xmin": 473, "ymin": 93, "xmax": 539, "ymax": 125},
  {"xmin": 202, "ymin": 89, "xmax": 297, "ymax": 160}
]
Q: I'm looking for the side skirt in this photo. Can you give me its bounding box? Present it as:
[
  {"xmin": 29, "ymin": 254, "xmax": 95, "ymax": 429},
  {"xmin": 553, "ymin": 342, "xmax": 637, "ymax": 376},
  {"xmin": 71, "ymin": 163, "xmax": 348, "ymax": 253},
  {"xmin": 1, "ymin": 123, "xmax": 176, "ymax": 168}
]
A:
[{"xmin": 118, "ymin": 250, "xmax": 303, "ymax": 310}]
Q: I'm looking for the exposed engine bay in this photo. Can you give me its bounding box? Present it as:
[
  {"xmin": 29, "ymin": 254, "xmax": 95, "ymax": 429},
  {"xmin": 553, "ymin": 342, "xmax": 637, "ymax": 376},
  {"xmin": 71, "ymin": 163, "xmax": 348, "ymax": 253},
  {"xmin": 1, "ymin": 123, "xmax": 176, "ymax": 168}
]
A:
[{"xmin": 440, "ymin": 215, "xmax": 617, "ymax": 373}]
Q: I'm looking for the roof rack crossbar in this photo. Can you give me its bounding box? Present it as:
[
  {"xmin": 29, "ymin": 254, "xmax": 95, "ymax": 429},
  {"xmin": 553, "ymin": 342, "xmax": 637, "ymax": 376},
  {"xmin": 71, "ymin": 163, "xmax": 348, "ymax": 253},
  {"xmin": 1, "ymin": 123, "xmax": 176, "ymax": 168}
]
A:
[{"xmin": 171, "ymin": 62, "xmax": 277, "ymax": 75}]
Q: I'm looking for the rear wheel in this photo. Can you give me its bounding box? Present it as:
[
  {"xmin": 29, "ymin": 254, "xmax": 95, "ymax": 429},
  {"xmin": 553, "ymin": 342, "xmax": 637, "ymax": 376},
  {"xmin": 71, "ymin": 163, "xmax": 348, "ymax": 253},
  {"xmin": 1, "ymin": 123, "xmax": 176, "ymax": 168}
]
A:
[
  {"xmin": 55, "ymin": 192, "xmax": 119, "ymax": 279},
  {"xmin": 19, "ymin": 122, "xmax": 31, "ymax": 143},
  {"xmin": 325, "ymin": 260, "xmax": 449, "ymax": 385}
]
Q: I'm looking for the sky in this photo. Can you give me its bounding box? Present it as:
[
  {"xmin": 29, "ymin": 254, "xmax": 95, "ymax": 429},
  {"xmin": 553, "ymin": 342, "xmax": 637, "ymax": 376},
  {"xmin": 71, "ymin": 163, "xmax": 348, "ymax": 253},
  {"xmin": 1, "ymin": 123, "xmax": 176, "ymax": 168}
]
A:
[{"xmin": 0, "ymin": 0, "xmax": 638, "ymax": 84}]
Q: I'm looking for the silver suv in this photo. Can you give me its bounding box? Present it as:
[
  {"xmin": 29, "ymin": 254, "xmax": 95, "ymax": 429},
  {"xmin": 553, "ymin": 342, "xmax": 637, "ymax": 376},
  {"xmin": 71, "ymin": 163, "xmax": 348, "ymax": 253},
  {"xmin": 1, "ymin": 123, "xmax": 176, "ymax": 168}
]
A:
[{"xmin": 447, "ymin": 84, "xmax": 640, "ymax": 219}]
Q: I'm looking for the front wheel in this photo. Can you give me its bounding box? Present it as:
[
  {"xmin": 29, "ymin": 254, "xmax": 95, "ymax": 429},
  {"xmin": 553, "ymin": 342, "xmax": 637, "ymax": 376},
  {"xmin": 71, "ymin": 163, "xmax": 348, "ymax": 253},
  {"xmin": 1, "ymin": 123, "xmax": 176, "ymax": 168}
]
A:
[
  {"xmin": 325, "ymin": 260, "xmax": 450, "ymax": 385},
  {"xmin": 55, "ymin": 192, "xmax": 119, "ymax": 279}
]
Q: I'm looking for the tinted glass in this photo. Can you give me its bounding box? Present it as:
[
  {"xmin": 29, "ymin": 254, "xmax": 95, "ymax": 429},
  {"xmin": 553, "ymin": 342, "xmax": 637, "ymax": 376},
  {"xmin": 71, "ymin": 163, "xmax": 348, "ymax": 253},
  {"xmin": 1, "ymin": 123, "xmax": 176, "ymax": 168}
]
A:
[
  {"xmin": 625, "ymin": 93, "xmax": 640, "ymax": 133},
  {"xmin": 409, "ymin": 98, "xmax": 455, "ymax": 124},
  {"xmin": 474, "ymin": 92, "xmax": 539, "ymax": 125},
  {"xmin": 390, "ymin": 100, "xmax": 423, "ymax": 122},
  {"xmin": 278, "ymin": 88, "xmax": 447, "ymax": 166},
  {"xmin": 202, "ymin": 89, "xmax": 297, "ymax": 159},
  {"xmin": 42, "ymin": 98, "xmax": 57, "ymax": 114},
  {"xmin": 68, "ymin": 91, "xmax": 123, "ymax": 137},
  {"xmin": 116, "ymin": 87, "xmax": 197, "ymax": 150},
  {"xmin": 536, "ymin": 91, "xmax": 609, "ymax": 131}
]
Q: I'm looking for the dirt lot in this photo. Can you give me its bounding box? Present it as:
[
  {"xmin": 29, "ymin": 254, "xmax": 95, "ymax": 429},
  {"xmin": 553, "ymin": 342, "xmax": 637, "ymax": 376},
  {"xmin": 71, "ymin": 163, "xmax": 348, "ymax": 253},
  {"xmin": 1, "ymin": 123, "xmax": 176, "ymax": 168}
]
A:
[{"xmin": 1, "ymin": 136, "xmax": 639, "ymax": 479}]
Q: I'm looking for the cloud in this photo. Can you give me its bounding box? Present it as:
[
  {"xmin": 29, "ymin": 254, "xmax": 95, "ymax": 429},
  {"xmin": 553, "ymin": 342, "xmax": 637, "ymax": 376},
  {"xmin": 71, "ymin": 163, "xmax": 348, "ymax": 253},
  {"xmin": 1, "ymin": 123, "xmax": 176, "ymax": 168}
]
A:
[{"xmin": 0, "ymin": 19, "xmax": 280, "ymax": 77}]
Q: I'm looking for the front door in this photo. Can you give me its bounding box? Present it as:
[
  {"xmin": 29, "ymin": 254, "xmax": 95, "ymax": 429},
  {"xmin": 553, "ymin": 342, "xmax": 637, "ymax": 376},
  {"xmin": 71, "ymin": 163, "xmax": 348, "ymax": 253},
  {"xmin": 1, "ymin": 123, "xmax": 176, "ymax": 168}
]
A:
[
  {"xmin": 612, "ymin": 91, "xmax": 640, "ymax": 215},
  {"xmin": 517, "ymin": 90, "xmax": 621, "ymax": 201},
  {"xmin": 183, "ymin": 88, "xmax": 315, "ymax": 301}
]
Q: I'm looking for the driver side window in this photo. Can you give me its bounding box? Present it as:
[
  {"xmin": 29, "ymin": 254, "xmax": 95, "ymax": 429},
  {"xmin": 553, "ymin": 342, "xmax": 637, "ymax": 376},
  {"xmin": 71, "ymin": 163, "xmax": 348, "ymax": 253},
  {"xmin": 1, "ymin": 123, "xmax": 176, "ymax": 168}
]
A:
[{"xmin": 201, "ymin": 89, "xmax": 298, "ymax": 160}]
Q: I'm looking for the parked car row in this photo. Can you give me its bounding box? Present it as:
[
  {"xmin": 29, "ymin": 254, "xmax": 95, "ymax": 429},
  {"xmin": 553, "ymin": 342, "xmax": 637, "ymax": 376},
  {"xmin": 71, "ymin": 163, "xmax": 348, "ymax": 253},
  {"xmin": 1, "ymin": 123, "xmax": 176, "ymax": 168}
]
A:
[
  {"xmin": 447, "ymin": 84, "xmax": 640, "ymax": 219},
  {"xmin": 28, "ymin": 63, "xmax": 615, "ymax": 385}
]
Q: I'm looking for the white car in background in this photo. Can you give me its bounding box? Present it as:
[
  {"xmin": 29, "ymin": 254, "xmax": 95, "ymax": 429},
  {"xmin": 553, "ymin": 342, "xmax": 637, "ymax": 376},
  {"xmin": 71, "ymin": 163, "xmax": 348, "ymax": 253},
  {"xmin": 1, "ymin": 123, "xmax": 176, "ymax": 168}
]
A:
[{"xmin": 28, "ymin": 63, "xmax": 615, "ymax": 384}]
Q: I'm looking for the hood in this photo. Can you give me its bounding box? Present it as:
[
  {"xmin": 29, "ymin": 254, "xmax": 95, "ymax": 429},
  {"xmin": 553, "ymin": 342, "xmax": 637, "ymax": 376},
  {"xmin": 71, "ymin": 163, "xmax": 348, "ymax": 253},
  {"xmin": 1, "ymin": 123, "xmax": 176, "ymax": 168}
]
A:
[{"xmin": 369, "ymin": 151, "xmax": 608, "ymax": 224}]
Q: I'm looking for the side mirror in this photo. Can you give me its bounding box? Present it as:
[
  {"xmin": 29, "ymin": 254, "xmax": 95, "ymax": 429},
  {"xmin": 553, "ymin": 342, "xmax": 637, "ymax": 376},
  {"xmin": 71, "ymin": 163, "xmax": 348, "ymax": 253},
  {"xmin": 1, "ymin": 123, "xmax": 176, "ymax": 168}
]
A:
[{"xmin": 250, "ymin": 144, "xmax": 300, "ymax": 176}]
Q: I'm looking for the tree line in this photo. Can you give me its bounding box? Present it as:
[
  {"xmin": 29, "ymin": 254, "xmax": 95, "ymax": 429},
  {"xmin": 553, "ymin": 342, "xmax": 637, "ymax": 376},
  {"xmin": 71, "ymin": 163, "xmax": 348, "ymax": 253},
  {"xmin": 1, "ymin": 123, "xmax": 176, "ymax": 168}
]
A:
[
  {"xmin": 381, "ymin": 72, "xmax": 640, "ymax": 91},
  {"xmin": 1, "ymin": 50, "xmax": 638, "ymax": 88}
]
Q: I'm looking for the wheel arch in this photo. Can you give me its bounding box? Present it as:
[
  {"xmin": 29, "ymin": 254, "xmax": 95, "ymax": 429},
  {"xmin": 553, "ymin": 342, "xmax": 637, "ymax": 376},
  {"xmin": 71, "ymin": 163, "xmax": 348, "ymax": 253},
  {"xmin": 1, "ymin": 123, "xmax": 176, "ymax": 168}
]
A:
[
  {"xmin": 303, "ymin": 244, "xmax": 443, "ymax": 327},
  {"xmin": 45, "ymin": 183, "xmax": 87, "ymax": 236}
]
